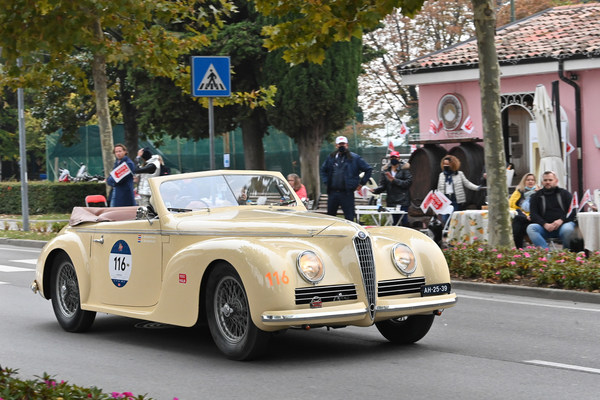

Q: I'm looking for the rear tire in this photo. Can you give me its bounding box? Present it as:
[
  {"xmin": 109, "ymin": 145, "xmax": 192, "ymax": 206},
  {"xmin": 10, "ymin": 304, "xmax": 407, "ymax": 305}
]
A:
[
  {"xmin": 376, "ymin": 314, "xmax": 435, "ymax": 344},
  {"xmin": 51, "ymin": 254, "xmax": 96, "ymax": 332},
  {"xmin": 206, "ymin": 263, "xmax": 270, "ymax": 360}
]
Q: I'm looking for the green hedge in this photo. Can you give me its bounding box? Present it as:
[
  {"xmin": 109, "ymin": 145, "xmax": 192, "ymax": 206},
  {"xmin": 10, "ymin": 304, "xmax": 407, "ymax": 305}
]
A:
[{"xmin": 0, "ymin": 181, "xmax": 107, "ymax": 214}]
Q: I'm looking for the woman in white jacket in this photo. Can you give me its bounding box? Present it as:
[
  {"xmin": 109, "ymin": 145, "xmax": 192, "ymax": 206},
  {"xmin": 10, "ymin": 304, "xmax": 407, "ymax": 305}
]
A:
[{"xmin": 437, "ymin": 155, "xmax": 481, "ymax": 222}]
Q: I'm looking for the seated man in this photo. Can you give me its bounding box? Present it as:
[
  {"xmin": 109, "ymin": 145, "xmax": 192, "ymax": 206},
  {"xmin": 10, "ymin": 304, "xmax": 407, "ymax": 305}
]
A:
[{"xmin": 526, "ymin": 171, "xmax": 576, "ymax": 250}]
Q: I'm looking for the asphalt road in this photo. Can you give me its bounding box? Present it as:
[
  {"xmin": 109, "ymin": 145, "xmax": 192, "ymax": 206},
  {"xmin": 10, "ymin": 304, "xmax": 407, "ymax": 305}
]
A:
[{"xmin": 1, "ymin": 243, "xmax": 599, "ymax": 400}]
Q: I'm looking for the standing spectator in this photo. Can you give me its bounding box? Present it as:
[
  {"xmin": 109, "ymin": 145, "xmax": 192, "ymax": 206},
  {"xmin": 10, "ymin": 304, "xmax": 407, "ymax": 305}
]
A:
[
  {"xmin": 287, "ymin": 173, "xmax": 307, "ymax": 200},
  {"xmin": 106, "ymin": 144, "xmax": 136, "ymax": 207},
  {"xmin": 370, "ymin": 151, "xmax": 412, "ymax": 226},
  {"xmin": 135, "ymin": 148, "xmax": 161, "ymax": 207},
  {"xmin": 509, "ymin": 173, "xmax": 540, "ymax": 248},
  {"xmin": 437, "ymin": 155, "xmax": 481, "ymax": 223},
  {"xmin": 320, "ymin": 135, "xmax": 373, "ymax": 221},
  {"xmin": 526, "ymin": 171, "xmax": 576, "ymax": 250}
]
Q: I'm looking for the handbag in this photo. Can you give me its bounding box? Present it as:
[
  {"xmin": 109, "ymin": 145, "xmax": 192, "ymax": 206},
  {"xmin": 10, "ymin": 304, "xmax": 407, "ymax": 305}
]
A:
[{"xmin": 569, "ymin": 222, "xmax": 585, "ymax": 253}]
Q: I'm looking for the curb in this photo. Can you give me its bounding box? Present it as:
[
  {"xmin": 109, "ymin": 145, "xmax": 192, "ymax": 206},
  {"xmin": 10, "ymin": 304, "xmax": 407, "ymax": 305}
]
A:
[
  {"xmin": 2, "ymin": 238, "xmax": 599, "ymax": 304},
  {"xmin": 0, "ymin": 238, "xmax": 47, "ymax": 249},
  {"xmin": 452, "ymin": 280, "xmax": 600, "ymax": 305}
]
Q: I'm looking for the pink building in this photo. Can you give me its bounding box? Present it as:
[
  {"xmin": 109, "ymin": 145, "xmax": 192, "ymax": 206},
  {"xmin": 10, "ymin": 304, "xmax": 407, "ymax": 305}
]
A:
[{"xmin": 399, "ymin": 4, "xmax": 600, "ymax": 205}]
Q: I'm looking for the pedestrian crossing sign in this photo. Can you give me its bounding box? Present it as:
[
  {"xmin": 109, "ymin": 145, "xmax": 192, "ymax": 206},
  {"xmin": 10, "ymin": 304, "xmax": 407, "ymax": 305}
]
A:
[{"xmin": 191, "ymin": 56, "xmax": 231, "ymax": 97}]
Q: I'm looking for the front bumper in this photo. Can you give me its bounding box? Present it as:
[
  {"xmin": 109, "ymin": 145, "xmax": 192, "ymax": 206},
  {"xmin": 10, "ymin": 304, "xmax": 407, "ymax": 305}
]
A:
[{"xmin": 261, "ymin": 292, "xmax": 457, "ymax": 327}]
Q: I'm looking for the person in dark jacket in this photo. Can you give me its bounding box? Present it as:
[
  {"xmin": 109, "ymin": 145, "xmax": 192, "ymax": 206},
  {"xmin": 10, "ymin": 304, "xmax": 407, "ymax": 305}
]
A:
[
  {"xmin": 320, "ymin": 135, "xmax": 373, "ymax": 221},
  {"xmin": 526, "ymin": 171, "xmax": 576, "ymax": 250},
  {"xmin": 106, "ymin": 143, "xmax": 136, "ymax": 207},
  {"xmin": 370, "ymin": 151, "xmax": 412, "ymax": 226}
]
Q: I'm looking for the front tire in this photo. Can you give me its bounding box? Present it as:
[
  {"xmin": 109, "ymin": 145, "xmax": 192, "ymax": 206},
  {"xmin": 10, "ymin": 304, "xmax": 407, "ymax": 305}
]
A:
[
  {"xmin": 206, "ymin": 263, "xmax": 270, "ymax": 360},
  {"xmin": 376, "ymin": 314, "xmax": 435, "ymax": 344},
  {"xmin": 51, "ymin": 254, "xmax": 96, "ymax": 332}
]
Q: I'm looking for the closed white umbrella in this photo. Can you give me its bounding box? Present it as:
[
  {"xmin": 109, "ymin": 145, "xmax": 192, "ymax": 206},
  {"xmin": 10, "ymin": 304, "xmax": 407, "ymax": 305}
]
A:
[{"xmin": 533, "ymin": 84, "xmax": 566, "ymax": 186}]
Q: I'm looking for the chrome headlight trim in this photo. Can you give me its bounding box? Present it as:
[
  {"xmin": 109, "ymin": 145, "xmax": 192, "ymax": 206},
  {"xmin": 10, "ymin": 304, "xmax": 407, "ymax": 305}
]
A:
[
  {"xmin": 296, "ymin": 251, "xmax": 325, "ymax": 284},
  {"xmin": 391, "ymin": 243, "xmax": 417, "ymax": 276}
]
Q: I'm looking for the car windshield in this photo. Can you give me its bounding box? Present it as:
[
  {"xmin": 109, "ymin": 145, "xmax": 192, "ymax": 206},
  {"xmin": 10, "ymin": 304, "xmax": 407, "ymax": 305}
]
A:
[{"xmin": 158, "ymin": 174, "xmax": 297, "ymax": 212}]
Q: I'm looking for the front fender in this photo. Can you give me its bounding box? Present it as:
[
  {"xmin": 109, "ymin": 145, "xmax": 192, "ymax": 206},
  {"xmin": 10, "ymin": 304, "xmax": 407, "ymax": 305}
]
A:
[
  {"xmin": 366, "ymin": 226, "xmax": 451, "ymax": 284},
  {"xmin": 153, "ymin": 238, "xmax": 303, "ymax": 329}
]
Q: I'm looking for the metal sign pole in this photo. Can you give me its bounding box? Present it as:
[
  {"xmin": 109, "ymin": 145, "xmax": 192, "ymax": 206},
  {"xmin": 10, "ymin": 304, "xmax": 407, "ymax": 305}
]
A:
[
  {"xmin": 191, "ymin": 56, "xmax": 231, "ymax": 171},
  {"xmin": 208, "ymin": 97, "xmax": 215, "ymax": 170},
  {"xmin": 17, "ymin": 58, "xmax": 29, "ymax": 231}
]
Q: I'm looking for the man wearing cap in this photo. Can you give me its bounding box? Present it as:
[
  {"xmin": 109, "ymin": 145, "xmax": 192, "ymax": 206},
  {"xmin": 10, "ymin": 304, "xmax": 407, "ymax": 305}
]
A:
[
  {"xmin": 370, "ymin": 151, "xmax": 412, "ymax": 226},
  {"xmin": 320, "ymin": 136, "xmax": 373, "ymax": 221}
]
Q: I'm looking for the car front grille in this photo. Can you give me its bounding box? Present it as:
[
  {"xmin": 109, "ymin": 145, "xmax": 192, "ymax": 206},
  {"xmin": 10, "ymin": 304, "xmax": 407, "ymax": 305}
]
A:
[
  {"xmin": 378, "ymin": 276, "xmax": 425, "ymax": 297},
  {"xmin": 354, "ymin": 235, "xmax": 376, "ymax": 319},
  {"xmin": 295, "ymin": 284, "xmax": 357, "ymax": 305}
]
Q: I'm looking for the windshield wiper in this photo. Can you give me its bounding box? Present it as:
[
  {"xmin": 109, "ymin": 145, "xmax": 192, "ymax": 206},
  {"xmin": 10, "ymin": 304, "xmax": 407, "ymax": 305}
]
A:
[{"xmin": 167, "ymin": 207, "xmax": 192, "ymax": 213}]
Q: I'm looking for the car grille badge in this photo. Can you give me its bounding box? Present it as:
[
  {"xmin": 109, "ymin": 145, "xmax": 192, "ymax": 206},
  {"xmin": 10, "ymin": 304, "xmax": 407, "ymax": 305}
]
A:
[{"xmin": 309, "ymin": 296, "xmax": 323, "ymax": 308}]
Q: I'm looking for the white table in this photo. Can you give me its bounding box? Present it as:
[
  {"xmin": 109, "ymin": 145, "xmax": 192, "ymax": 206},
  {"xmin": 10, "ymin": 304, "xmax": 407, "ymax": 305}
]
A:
[
  {"xmin": 447, "ymin": 209, "xmax": 517, "ymax": 244},
  {"xmin": 355, "ymin": 206, "xmax": 407, "ymax": 226},
  {"xmin": 578, "ymin": 212, "xmax": 600, "ymax": 251},
  {"xmin": 447, "ymin": 210, "xmax": 490, "ymax": 243}
]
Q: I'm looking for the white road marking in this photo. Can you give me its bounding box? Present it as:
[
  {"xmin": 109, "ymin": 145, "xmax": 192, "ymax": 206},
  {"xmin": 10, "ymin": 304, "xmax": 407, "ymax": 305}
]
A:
[
  {"xmin": 0, "ymin": 265, "xmax": 31, "ymax": 272},
  {"xmin": 525, "ymin": 360, "xmax": 600, "ymax": 375},
  {"xmin": 459, "ymin": 294, "xmax": 600, "ymax": 312},
  {"xmin": 10, "ymin": 259, "xmax": 37, "ymax": 265},
  {"xmin": 0, "ymin": 246, "xmax": 41, "ymax": 253}
]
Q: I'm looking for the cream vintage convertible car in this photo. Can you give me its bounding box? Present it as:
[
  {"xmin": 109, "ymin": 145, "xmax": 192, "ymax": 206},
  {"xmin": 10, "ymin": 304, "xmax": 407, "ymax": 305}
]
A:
[{"xmin": 32, "ymin": 170, "xmax": 456, "ymax": 360}]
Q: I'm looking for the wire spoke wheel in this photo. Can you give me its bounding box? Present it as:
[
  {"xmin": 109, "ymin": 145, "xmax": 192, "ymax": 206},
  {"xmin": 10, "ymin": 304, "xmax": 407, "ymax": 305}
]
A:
[
  {"xmin": 51, "ymin": 254, "xmax": 96, "ymax": 332},
  {"xmin": 214, "ymin": 276, "xmax": 250, "ymax": 343},
  {"xmin": 56, "ymin": 262, "xmax": 80, "ymax": 318},
  {"xmin": 206, "ymin": 262, "xmax": 270, "ymax": 360}
]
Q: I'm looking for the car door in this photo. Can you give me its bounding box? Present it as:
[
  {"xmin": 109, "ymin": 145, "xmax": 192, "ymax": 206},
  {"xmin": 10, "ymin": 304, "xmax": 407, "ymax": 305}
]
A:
[{"xmin": 89, "ymin": 219, "xmax": 162, "ymax": 307}]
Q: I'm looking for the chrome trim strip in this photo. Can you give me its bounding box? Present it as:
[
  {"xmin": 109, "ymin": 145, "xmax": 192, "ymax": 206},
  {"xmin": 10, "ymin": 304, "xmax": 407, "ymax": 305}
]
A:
[
  {"xmin": 71, "ymin": 227, "xmax": 345, "ymax": 238},
  {"xmin": 171, "ymin": 231, "xmax": 346, "ymax": 238},
  {"xmin": 375, "ymin": 296, "xmax": 457, "ymax": 312},
  {"xmin": 71, "ymin": 228, "xmax": 163, "ymax": 235},
  {"xmin": 262, "ymin": 307, "xmax": 367, "ymax": 323}
]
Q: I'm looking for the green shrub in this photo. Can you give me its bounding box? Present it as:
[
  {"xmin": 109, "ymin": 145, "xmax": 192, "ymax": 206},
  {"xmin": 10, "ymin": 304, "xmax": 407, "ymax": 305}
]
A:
[
  {"xmin": 444, "ymin": 242, "xmax": 600, "ymax": 292},
  {"xmin": 0, "ymin": 181, "xmax": 107, "ymax": 214},
  {"xmin": 0, "ymin": 366, "xmax": 178, "ymax": 400}
]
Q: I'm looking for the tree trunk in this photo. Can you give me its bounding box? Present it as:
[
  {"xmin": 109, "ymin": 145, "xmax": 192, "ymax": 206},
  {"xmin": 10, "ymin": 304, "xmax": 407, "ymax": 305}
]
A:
[
  {"xmin": 296, "ymin": 124, "xmax": 326, "ymax": 207},
  {"xmin": 473, "ymin": 0, "xmax": 513, "ymax": 247},
  {"xmin": 241, "ymin": 111, "xmax": 266, "ymax": 170},
  {"xmin": 118, "ymin": 67, "xmax": 139, "ymax": 157},
  {"xmin": 91, "ymin": 18, "xmax": 115, "ymax": 194}
]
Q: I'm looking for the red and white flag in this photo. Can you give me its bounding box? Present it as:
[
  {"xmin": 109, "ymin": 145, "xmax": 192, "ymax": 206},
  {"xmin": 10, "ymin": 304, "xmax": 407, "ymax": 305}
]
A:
[
  {"xmin": 388, "ymin": 141, "xmax": 395, "ymax": 151},
  {"xmin": 579, "ymin": 189, "xmax": 592, "ymax": 211},
  {"xmin": 110, "ymin": 162, "xmax": 132, "ymax": 183},
  {"xmin": 438, "ymin": 120, "xmax": 444, "ymax": 133},
  {"xmin": 399, "ymin": 121, "xmax": 409, "ymax": 136},
  {"xmin": 429, "ymin": 120, "xmax": 439, "ymax": 135},
  {"xmin": 567, "ymin": 191, "xmax": 578, "ymax": 218},
  {"xmin": 565, "ymin": 141, "xmax": 575, "ymax": 156},
  {"xmin": 421, "ymin": 190, "xmax": 453, "ymax": 214},
  {"xmin": 461, "ymin": 115, "xmax": 474, "ymax": 134}
]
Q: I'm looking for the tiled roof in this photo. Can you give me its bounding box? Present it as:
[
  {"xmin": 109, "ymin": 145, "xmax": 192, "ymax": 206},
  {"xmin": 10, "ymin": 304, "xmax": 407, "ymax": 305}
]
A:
[{"xmin": 398, "ymin": 3, "xmax": 600, "ymax": 74}]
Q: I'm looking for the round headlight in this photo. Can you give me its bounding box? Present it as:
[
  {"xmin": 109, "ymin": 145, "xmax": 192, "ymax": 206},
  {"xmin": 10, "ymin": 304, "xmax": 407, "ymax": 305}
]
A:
[
  {"xmin": 296, "ymin": 251, "xmax": 324, "ymax": 284},
  {"xmin": 391, "ymin": 243, "xmax": 417, "ymax": 276}
]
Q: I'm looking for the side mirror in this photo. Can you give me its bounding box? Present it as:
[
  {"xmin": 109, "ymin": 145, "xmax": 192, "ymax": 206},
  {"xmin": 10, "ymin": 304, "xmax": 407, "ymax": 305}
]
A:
[{"xmin": 136, "ymin": 206, "xmax": 156, "ymax": 225}]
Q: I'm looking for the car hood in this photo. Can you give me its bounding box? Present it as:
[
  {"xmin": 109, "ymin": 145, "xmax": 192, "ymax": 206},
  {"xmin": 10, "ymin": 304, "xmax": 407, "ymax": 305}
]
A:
[{"xmin": 173, "ymin": 208, "xmax": 361, "ymax": 238}]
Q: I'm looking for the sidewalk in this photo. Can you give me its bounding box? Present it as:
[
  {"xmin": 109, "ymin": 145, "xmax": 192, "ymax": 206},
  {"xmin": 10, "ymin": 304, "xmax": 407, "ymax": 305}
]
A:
[{"xmin": 4, "ymin": 238, "xmax": 599, "ymax": 305}]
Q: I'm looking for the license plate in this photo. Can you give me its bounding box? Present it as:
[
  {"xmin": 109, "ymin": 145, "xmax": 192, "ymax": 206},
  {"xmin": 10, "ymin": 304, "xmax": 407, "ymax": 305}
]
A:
[{"xmin": 421, "ymin": 283, "xmax": 451, "ymax": 297}]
